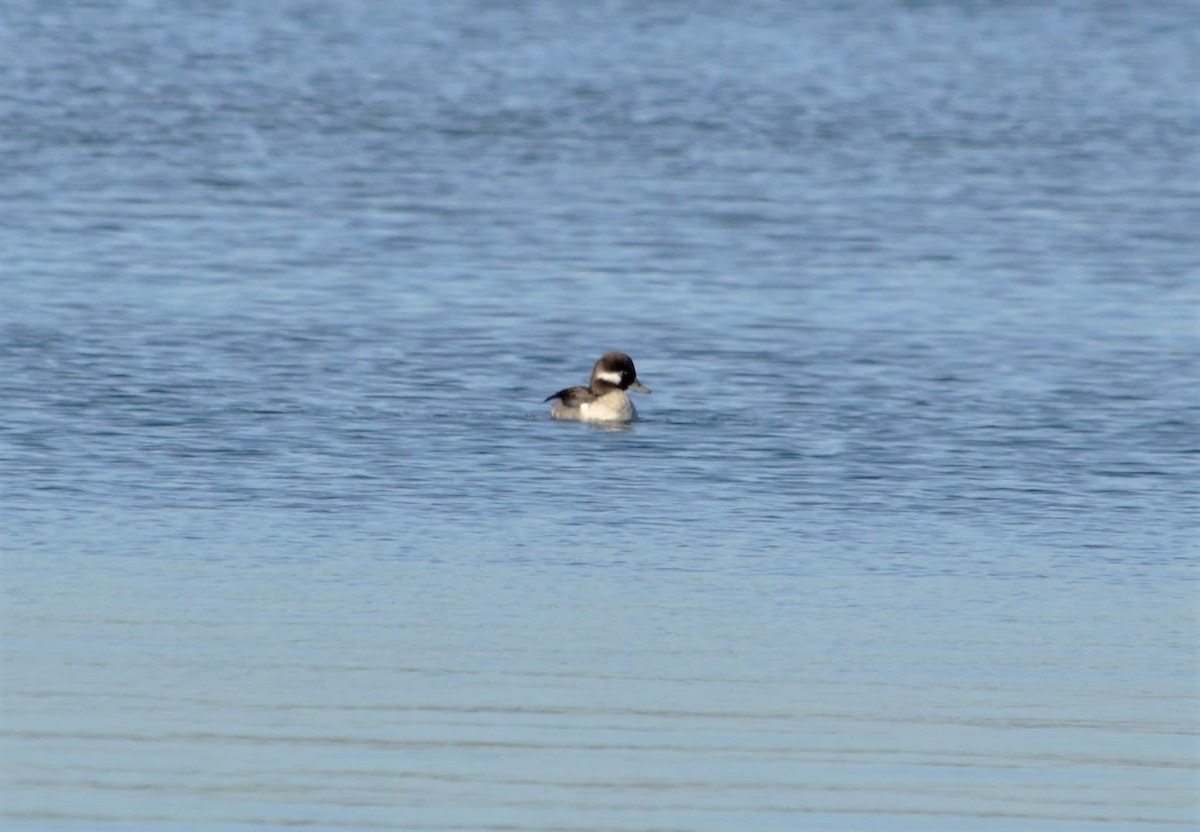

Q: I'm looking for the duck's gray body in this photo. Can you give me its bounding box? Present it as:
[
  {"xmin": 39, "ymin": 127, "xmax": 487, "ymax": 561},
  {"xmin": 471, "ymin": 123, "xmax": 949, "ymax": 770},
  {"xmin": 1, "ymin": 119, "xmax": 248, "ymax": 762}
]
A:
[{"xmin": 545, "ymin": 352, "xmax": 650, "ymax": 423}]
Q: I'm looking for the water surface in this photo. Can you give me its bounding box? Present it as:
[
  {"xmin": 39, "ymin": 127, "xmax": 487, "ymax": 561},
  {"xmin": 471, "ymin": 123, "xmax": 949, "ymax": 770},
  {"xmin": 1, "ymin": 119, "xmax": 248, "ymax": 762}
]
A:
[{"xmin": 2, "ymin": 1, "xmax": 1197, "ymax": 830}]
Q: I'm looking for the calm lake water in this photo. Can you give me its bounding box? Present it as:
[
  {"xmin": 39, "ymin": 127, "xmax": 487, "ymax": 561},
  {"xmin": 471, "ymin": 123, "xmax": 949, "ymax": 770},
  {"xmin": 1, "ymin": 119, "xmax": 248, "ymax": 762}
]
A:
[{"xmin": 2, "ymin": 1, "xmax": 1198, "ymax": 830}]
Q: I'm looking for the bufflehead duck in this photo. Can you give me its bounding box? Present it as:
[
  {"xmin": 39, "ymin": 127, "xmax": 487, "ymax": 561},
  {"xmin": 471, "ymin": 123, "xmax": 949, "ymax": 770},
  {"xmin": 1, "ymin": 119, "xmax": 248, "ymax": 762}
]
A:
[{"xmin": 545, "ymin": 352, "xmax": 651, "ymax": 422}]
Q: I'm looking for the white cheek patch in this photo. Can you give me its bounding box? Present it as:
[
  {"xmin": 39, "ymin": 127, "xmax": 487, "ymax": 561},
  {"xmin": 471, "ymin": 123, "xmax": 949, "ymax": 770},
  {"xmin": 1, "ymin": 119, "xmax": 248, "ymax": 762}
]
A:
[{"xmin": 595, "ymin": 370, "xmax": 623, "ymax": 385}]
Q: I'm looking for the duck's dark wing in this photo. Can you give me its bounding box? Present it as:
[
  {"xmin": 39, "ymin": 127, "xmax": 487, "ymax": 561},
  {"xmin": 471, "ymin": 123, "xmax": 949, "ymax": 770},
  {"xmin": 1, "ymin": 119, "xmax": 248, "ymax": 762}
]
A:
[{"xmin": 544, "ymin": 386, "xmax": 591, "ymax": 405}]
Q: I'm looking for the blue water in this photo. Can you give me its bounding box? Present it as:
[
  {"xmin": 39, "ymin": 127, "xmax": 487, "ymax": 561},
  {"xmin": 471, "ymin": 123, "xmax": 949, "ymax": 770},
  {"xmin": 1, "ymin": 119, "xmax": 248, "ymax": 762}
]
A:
[{"xmin": 2, "ymin": 1, "xmax": 1198, "ymax": 830}]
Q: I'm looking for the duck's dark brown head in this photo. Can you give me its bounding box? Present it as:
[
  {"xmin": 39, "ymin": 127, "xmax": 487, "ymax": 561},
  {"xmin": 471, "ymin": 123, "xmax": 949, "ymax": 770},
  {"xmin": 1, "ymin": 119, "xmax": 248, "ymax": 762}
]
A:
[{"xmin": 590, "ymin": 352, "xmax": 651, "ymax": 394}]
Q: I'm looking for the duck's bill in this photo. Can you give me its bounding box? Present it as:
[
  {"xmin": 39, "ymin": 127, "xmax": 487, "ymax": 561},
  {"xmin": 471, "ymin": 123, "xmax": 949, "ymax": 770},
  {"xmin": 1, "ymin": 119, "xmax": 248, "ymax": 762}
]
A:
[{"xmin": 629, "ymin": 380, "xmax": 651, "ymax": 394}]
